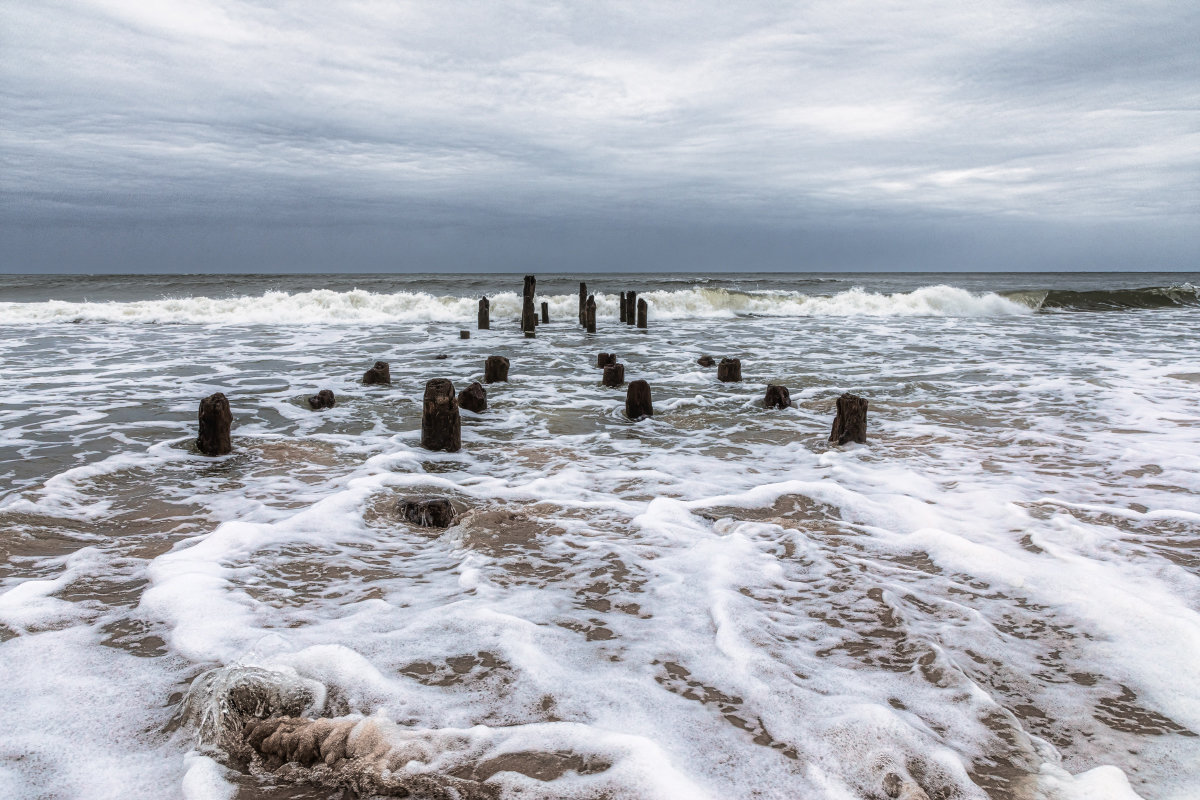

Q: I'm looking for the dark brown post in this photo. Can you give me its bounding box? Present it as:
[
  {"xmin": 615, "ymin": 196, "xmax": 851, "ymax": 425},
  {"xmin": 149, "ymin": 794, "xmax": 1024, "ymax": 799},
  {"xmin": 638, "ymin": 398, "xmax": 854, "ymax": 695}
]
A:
[
  {"xmin": 420, "ymin": 378, "xmax": 461, "ymax": 452},
  {"xmin": 363, "ymin": 360, "xmax": 391, "ymax": 385},
  {"xmin": 578, "ymin": 282, "xmax": 587, "ymax": 326},
  {"xmin": 717, "ymin": 358, "xmax": 742, "ymax": 383},
  {"xmin": 829, "ymin": 393, "xmax": 868, "ymax": 445},
  {"xmin": 478, "ymin": 297, "xmax": 490, "ymax": 329},
  {"xmin": 764, "ymin": 385, "xmax": 791, "ymax": 409},
  {"xmin": 460, "ymin": 330, "xmax": 470, "ymax": 339},
  {"xmin": 458, "ymin": 381, "xmax": 487, "ymax": 413},
  {"xmin": 697, "ymin": 355, "xmax": 716, "ymax": 367},
  {"xmin": 619, "ymin": 291, "xmax": 627, "ymax": 323},
  {"xmin": 197, "ymin": 392, "xmax": 232, "ymax": 456},
  {"xmin": 585, "ymin": 295, "xmax": 597, "ymax": 333},
  {"xmin": 597, "ymin": 352, "xmax": 616, "ymax": 368},
  {"xmin": 308, "ymin": 389, "xmax": 335, "ymax": 410},
  {"xmin": 541, "ymin": 301, "xmax": 549, "ymax": 324},
  {"xmin": 522, "ymin": 275, "xmax": 537, "ymax": 334},
  {"xmin": 484, "ymin": 355, "xmax": 509, "ymax": 383},
  {"xmin": 398, "ymin": 498, "xmax": 455, "ymax": 528},
  {"xmin": 636, "ymin": 298, "xmax": 648, "ymax": 329},
  {"xmin": 625, "ymin": 380, "xmax": 653, "ymax": 420},
  {"xmin": 626, "ymin": 291, "xmax": 636, "ymax": 325},
  {"xmin": 603, "ymin": 363, "xmax": 625, "ymax": 387}
]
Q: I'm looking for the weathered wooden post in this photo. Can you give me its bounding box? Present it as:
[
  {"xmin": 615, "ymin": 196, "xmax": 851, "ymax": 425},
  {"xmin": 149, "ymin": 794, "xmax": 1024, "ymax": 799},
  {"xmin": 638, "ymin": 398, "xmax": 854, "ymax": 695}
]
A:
[
  {"xmin": 308, "ymin": 389, "xmax": 335, "ymax": 410},
  {"xmin": 585, "ymin": 295, "xmax": 597, "ymax": 333},
  {"xmin": 522, "ymin": 275, "xmax": 537, "ymax": 335},
  {"xmin": 460, "ymin": 330, "xmax": 470, "ymax": 339},
  {"xmin": 764, "ymin": 385, "xmax": 791, "ymax": 409},
  {"xmin": 398, "ymin": 497, "xmax": 455, "ymax": 528},
  {"xmin": 717, "ymin": 358, "xmax": 742, "ymax": 382},
  {"xmin": 697, "ymin": 355, "xmax": 716, "ymax": 367},
  {"xmin": 597, "ymin": 352, "xmax": 616, "ymax": 368},
  {"xmin": 625, "ymin": 291, "xmax": 637, "ymax": 325},
  {"xmin": 484, "ymin": 355, "xmax": 509, "ymax": 383},
  {"xmin": 829, "ymin": 393, "xmax": 868, "ymax": 445},
  {"xmin": 478, "ymin": 297, "xmax": 490, "ymax": 330},
  {"xmin": 197, "ymin": 392, "xmax": 232, "ymax": 455},
  {"xmin": 619, "ymin": 291, "xmax": 627, "ymax": 323},
  {"xmin": 458, "ymin": 381, "xmax": 487, "ymax": 413},
  {"xmin": 541, "ymin": 301, "xmax": 549, "ymax": 324},
  {"xmin": 421, "ymin": 378, "xmax": 461, "ymax": 452},
  {"xmin": 636, "ymin": 298, "xmax": 648, "ymax": 329},
  {"xmin": 576, "ymin": 282, "xmax": 586, "ymax": 326},
  {"xmin": 603, "ymin": 363, "xmax": 625, "ymax": 387},
  {"xmin": 625, "ymin": 380, "xmax": 653, "ymax": 420},
  {"xmin": 362, "ymin": 360, "xmax": 391, "ymax": 385}
]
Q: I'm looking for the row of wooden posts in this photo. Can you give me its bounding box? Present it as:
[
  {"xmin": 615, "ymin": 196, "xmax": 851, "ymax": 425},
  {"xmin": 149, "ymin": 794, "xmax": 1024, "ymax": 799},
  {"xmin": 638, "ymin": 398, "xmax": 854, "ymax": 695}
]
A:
[
  {"xmin": 475, "ymin": 278, "xmax": 648, "ymax": 336},
  {"xmin": 194, "ymin": 275, "xmax": 868, "ymax": 457}
]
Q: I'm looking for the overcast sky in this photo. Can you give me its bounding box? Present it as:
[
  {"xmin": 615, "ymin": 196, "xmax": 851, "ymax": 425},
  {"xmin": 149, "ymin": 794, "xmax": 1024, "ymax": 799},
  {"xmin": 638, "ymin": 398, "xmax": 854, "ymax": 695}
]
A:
[{"xmin": 1, "ymin": 0, "xmax": 1197, "ymax": 272}]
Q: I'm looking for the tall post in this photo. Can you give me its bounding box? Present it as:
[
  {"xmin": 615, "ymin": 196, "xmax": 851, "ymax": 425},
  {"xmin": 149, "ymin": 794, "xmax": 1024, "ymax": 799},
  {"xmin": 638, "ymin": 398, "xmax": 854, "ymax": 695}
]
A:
[
  {"xmin": 478, "ymin": 297, "xmax": 490, "ymax": 330},
  {"xmin": 585, "ymin": 295, "xmax": 597, "ymax": 333},
  {"xmin": 420, "ymin": 379, "xmax": 461, "ymax": 452},
  {"xmin": 578, "ymin": 282, "xmax": 587, "ymax": 327},
  {"xmin": 197, "ymin": 392, "xmax": 232, "ymax": 456},
  {"xmin": 619, "ymin": 291, "xmax": 627, "ymax": 323},
  {"xmin": 540, "ymin": 301, "xmax": 549, "ymax": 324},
  {"xmin": 626, "ymin": 291, "xmax": 636, "ymax": 325},
  {"xmin": 830, "ymin": 393, "xmax": 868, "ymax": 445},
  {"xmin": 522, "ymin": 275, "xmax": 537, "ymax": 335},
  {"xmin": 636, "ymin": 298, "xmax": 648, "ymax": 329}
]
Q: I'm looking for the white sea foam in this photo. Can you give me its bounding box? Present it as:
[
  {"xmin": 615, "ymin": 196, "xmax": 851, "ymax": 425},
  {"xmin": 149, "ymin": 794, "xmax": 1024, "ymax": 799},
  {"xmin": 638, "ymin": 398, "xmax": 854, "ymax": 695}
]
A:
[{"xmin": 0, "ymin": 284, "xmax": 1032, "ymax": 325}]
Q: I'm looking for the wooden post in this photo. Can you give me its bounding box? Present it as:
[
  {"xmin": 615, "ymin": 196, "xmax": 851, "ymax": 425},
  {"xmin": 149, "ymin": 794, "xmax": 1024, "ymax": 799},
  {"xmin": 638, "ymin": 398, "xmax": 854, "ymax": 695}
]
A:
[
  {"xmin": 362, "ymin": 360, "xmax": 391, "ymax": 385},
  {"xmin": 697, "ymin": 355, "xmax": 716, "ymax": 367},
  {"xmin": 625, "ymin": 380, "xmax": 653, "ymax": 420},
  {"xmin": 541, "ymin": 301, "xmax": 549, "ymax": 324},
  {"xmin": 458, "ymin": 381, "xmax": 487, "ymax": 413},
  {"xmin": 626, "ymin": 291, "xmax": 636, "ymax": 325},
  {"xmin": 578, "ymin": 282, "xmax": 587, "ymax": 326},
  {"xmin": 764, "ymin": 385, "xmax": 791, "ymax": 409},
  {"xmin": 717, "ymin": 358, "xmax": 741, "ymax": 382},
  {"xmin": 597, "ymin": 352, "xmax": 616, "ymax": 368},
  {"xmin": 829, "ymin": 393, "xmax": 868, "ymax": 445},
  {"xmin": 197, "ymin": 392, "xmax": 232, "ymax": 456},
  {"xmin": 619, "ymin": 291, "xmax": 627, "ymax": 323},
  {"xmin": 603, "ymin": 363, "xmax": 625, "ymax": 387},
  {"xmin": 398, "ymin": 497, "xmax": 455, "ymax": 528},
  {"xmin": 636, "ymin": 298, "xmax": 648, "ymax": 329},
  {"xmin": 522, "ymin": 275, "xmax": 537, "ymax": 334},
  {"xmin": 308, "ymin": 389, "xmax": 335, "ymax": 410},
  {"xmin": 420, "ymin": 378, "xmax": 461, "ymax": 452},
  {"xmin": 484, "ymin": 355, "xmax": 509, "ymax": 383},
  {"xmin": 585, "ymin": 295, "xmax": 597, "ymax": 333},
  {"xmin": 478, "ymin": 297, "xmax": 490, "ymax": 329},
  {"xmin": 460, "ymin": 330, "xmax": 470, "ymax": 339}
]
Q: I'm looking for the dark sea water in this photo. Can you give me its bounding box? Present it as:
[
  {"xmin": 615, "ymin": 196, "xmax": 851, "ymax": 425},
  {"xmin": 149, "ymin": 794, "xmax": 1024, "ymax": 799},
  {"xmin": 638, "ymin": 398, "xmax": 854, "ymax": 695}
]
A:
[{"xmin": 1, "ymin": 272, "xmax": 1198, "ymax": 800}]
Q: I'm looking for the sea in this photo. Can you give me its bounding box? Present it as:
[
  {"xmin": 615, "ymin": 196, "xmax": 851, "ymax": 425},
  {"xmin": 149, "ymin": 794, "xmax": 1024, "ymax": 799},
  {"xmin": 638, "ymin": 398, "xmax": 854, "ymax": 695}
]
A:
[{"xmin": 0, "ymin": 272, "xmax": 1197, "ymax": 800}]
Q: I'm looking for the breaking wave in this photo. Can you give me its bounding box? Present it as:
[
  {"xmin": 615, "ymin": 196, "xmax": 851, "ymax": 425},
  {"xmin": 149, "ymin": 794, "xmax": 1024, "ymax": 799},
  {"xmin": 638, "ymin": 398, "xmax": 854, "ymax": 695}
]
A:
[
  {"xmin": 1002, "ymin": 283, "xmax": 1200, "ymax": 312},
  {"xmin": 0, "ymin": 284, "xmax": 1036, "ymax": 325}
]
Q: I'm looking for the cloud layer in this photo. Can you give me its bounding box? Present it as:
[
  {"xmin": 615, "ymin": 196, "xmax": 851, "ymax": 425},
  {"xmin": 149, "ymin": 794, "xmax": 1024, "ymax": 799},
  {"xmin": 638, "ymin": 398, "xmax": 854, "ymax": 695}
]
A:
[{"xmin": 2, "ymin": 1, "xmax": 1197, "ymax": 271}]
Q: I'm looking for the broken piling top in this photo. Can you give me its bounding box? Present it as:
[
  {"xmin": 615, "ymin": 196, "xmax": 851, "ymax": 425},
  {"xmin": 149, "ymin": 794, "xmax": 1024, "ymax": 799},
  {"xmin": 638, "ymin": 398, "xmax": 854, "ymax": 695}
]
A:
[
  {"xmin": 625, "ymin": 379, "xmax": 653, "ymax": 420},
  {"xmin": 830, "ymin": 393, "xmax": 868, "ymax": 445},
  {"xmin": 764, "ymin": 385, "xmax": 791, "ymax": 409},
  {"xmin": 636, "ymin": 298, "xmax": 648, "ymax": 329},
  {"xmin": 478, "ymin": 297, "xmax": 490, "ymax": 329},
  {"xmin": 603, "ymin": 363, "xmax": 625, "ymax": 388},
  {"xmin": 484, "ymin": 355, "xmax": 510, "ymax": 383},
  {"xmin": 308, "ymin": 389, "xmax": 336, "ymax": 410},
  {"xmin": 717, "ymin": 358, "xmax": 742, "ymax": 382},
  {"xmin": 458, "ymin": 381, "xmax": 487, "ymax": 413},
  {"xmin": 596, "ymin": 352, "xmax": 616, "ymax": 369},
  {"xmin": 197, "ymin": 392, "xmax": 232, "ymax": 455},
  {"xmin": 362, "ymin": 360, "xmax": 391, "ymax": 385},
  {"xmin": 420, "ymin": 378, "xmax": 461, "ymax": 452},
  {"xmin": 585, "ymin": 294, "xmax": 597, "ymax": 333}
]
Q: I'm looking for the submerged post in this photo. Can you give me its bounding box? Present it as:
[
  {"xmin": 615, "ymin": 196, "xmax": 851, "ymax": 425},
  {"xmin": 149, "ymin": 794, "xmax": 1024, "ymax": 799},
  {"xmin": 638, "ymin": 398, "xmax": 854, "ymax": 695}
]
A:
[
  {"xmin": 362, "ymin": 360, "xmax": 391, "ymax": 385},
  {"xmin": 420, "ymin": 379, "xmax": 461, "ymax": 452},
  {"xmin": 585, "ymin": 295, "xmax": 597, "ymax": 333},
  {"xmin": 603, "ymin": 363, "xmax": 625, "ymax": 387},
  {"xmin": 764, "ymin": 385, "xmax": 791, "ymax": 409},
  {"xmin": 829, "ymin": 393, "xmax": 868, "ymax": 445},
  {"xmin": 478, "ymin": 296, "xmax": 490, "ymax": 330},
  {"xmin": 636, "ymin": 298, "xmax": 648, "ymax": 329},
  {"xmin": 717, "ymin": 358, "xmax": 742, "ymax": 383},
  {"xmin": 597, "ymin": 352, "xmax": 616, "ymax": 368},
  {"xmin": 197, "ymin": 392, "xmax": 232, "ymax": 456},
  {"xmin": 458, "ymin": 381, "xmax": 487, "ymax": 413},
  {"xmin": 625, "ymin": 380, "xmax": 653, "ymax": 421},
  {"xmin": 308, "ymin": 389, "xmax": 336, "ymax": 410},
  {"xmin": 484, "ymin": 355, "xmax": 510, "ymax": 383}
]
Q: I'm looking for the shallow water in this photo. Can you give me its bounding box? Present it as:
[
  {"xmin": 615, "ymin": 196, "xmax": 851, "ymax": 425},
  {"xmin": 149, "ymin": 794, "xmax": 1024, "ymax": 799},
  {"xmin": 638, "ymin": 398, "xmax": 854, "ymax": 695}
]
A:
[{"xmin": 1, "ymin": 272, "xmax": 1198, "ymax": 800}]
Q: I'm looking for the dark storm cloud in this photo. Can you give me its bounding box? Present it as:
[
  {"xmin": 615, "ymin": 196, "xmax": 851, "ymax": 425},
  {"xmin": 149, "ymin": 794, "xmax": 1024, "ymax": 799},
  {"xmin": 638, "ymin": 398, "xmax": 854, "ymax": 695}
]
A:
[{"xmin": 1, "ymin": 0, "xmax": 1197, "ymax": 271}]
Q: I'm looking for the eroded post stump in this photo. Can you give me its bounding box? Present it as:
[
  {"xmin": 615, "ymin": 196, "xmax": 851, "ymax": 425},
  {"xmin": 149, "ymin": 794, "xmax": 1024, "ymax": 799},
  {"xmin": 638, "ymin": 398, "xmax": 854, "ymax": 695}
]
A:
[
  {"xmin": 362, "ymin": 360, "xmax": 391, "ymax": 385},
  {"xmin": 619, "ymin": 292, "xmax": 627, "ymax": 323},
  {"xmin": 541, "ymin": 301, "xmax": 549, "ymax": 324},
  {"xmin": 697, "ymin": 355, "xmax": 716, "ymax": 367},
  {"xmin": 421, "ymin": 378, "xmax": 461, "ymax": 452},
  {"xmin": 636, "ymin": 298, "xmax": 648, "ymax": 329},
  {"xmin": 764, "ymin": 385, "xmax": 791, "ymax": 409},
  {"xmin": 458, "ymin": 381, "xmax": 487, "ymax": 413},
  {"xmin": 484, "ymin": 355, "xmax": 510, "ymax": 383},
  {"xmin": 625, "ymin": 291, "xmax": 636, "ymax": 325},
  {"xmin": 578, "ymin": 282, "xmax": 587, "ymax": 327},
  {"xmin": 597, "ymin": 352, "xmax": 616, "ymax": 368},
  {"xmin": 478, "ymin": 297, "xmax": 490, "ymax": 330},
  {"xmin": 717, "ymin": 358, "xmax": 742, "ymax": 383},
  {"xmin": 460, "ymin": 330, "xmax": 470, "ymax": 339},
  {"xmin": 197, "ymin": 392, "xmax": 232, "ymax": 456},
  {"xmin": 829, "ymin": 393, "xmax": 868, "ymax": 445},
  {"xmin": 603, "ymin": 363, "xmax": 625, "ymax": 387},
  {"xmin": 585, "ymin": 295, "xmax": 597, "ymax": 333},
  {"xmin": 626, "ymin": 380, "xmax": 653, "ymax": 420},
  {"xmin": 308, "ymin": 389, "xmax": 336, "ymax": 410},
  {"xmin": 398, "ymin": 497, "xmax": 455, "ymax": 528}
]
